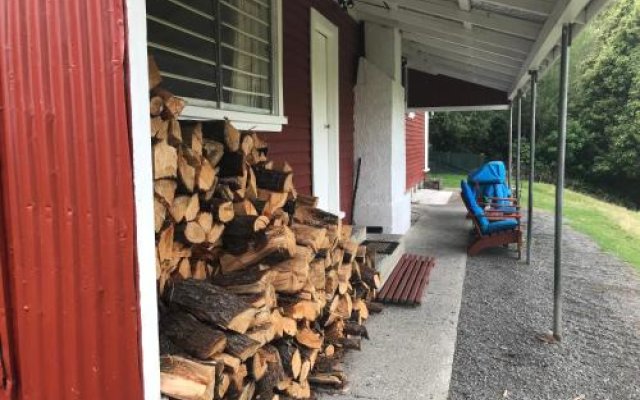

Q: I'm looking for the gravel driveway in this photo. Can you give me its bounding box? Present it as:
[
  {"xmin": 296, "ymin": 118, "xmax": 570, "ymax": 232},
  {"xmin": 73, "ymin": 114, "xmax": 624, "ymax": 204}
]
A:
[{"xmin": 449, "ymin": 212, "xmax": 640, "ymax": 400}]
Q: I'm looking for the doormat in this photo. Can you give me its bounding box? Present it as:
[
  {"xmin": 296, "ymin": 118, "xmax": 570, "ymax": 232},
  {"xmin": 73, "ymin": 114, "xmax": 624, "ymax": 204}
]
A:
[
  {"xmin": 361, "ymin": 240, "xmax": 400, "ymax": 255},
  {"xmin": 376, "ymin": 254, "xmax": 436, "ymax": 306}
]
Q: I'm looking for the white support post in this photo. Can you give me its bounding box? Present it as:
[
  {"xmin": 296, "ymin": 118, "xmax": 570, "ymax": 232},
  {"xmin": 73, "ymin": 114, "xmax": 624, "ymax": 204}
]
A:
[{"xmin": 124, "ymin": 0, "xmax": 161, "ymax": 398}]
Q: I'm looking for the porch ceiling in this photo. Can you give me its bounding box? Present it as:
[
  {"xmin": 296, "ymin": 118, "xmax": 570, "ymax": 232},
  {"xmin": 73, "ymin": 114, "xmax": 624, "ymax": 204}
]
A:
[{"xmin": 350, "ymin": 0, "xmax": 614, "ymax": 97}]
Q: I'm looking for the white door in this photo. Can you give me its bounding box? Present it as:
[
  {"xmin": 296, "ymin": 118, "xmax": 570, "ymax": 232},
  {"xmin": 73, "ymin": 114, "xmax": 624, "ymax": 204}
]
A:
[{"xmin": 310, "ymin": 9, "xmax": 340, "ymax": 214}]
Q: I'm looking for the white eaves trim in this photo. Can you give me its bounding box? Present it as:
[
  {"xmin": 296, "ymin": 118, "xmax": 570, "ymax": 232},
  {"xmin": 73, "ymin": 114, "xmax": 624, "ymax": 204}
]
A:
[{"xmin": 410, "ymin": 105, "xmax": 510, "ymax": 112}]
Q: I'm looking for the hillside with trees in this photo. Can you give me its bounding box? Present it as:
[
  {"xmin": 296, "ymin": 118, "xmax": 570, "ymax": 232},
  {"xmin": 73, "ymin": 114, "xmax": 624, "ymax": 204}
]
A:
[{"xmin": 430, "ymin": 0, "xmax": 640, "ymax": 209}]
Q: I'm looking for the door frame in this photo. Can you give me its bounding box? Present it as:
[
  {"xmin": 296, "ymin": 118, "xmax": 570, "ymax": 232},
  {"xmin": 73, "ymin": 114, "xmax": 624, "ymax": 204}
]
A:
[{"xmin": 310, "ymin": 8, "xmax": 340, "ymax": 214}]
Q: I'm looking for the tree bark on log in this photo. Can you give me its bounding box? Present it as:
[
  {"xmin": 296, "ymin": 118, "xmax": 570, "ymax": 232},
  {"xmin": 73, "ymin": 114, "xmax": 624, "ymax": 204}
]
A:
[
  {"xmin": 166, "ymin": 279, "xmax": 256, "ymax": 333},
  {"xmin": 161, "ymin": 312, "xmax": 228, "ymax": 359},
  {"xmin": 225, "ymin": 331, "xmax": 262, "ymax": 361}
]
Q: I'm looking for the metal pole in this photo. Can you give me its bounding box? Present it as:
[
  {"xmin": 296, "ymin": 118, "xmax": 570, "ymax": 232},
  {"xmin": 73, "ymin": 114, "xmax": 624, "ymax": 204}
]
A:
[
  {"xmin": 508, "ymin": 103, "xmax": 513, "ymax": 189},
  {"xmin": 527, "ymin": 71, "xmax": 538, "ymax": 265},
  {"xmin": 516, "ymin": 93, "xmax": 522, "ymax": 200},
  {"xmin": 554, "ymin": 24, "xmax": 571, "ymax": 341}
]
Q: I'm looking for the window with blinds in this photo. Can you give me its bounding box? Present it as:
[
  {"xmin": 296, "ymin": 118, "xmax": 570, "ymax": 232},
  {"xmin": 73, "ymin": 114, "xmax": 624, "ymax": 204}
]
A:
[{"xmin": 147, "ymin": 0, "xmax": 275, "ymax": 115}]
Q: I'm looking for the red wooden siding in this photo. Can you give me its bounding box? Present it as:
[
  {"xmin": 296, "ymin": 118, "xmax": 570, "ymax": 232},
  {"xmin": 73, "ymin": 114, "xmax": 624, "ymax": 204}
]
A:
[
  {"xmin": 0, "ymin": 1, "xmax": 144, "ymax": 399},
  {"xmin": 406, "ymin": 112, "xmax": 426, "ymax": 190},
  {"xmin": 265, "ymin": 0, "xmax": 361, "ymax": 221}
]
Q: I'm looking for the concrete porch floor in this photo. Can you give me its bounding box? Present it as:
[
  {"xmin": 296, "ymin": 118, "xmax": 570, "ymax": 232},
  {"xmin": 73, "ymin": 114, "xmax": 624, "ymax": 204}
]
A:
[{"xmin": 320, "ymin": 192, "xmax": 470, "ymax": 400}]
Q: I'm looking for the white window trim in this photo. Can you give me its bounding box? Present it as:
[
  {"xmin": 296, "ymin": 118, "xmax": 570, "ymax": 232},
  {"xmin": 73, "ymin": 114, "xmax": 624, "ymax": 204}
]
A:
[{"xmin": 179, "ymin": 0, "xmax": 287, "ymax": 132}]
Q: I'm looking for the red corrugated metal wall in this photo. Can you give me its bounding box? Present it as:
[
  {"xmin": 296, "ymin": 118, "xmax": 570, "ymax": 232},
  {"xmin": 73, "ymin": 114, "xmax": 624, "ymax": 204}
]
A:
[
  {"xmin": 0, "ymin": 1, "xmax": 144, "ymax": 399},
  {"xmin": 266, "ymin": 0, "xmax": 361, "ymax": 221},
  {"xmin": 406, "ymin": 112, "xmax": 426, "ymax": 190}
]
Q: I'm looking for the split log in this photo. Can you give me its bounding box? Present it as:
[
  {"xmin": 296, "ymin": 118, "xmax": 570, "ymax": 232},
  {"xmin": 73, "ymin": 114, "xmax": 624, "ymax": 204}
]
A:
[
  {"xmin": 155, "ymin": 199, "xmax": 167, "ymax": 233},
  {"xmin": 344, "ymin": 322, "xmax": 369, "ymax": 340},
  {"xmin": 308, "ymin": 372, "xmax": 346, "ymax": 388},
  {"xmin": 280, "ymin": 297, "xmax": 320, "ymax": 321},
  {"xmin": 166, "ymin": 279, "xmax": 256, "ymax": 333},
  {"xmin": 236, "ymin": 380, "xmax": 255, "ymax": 400},
  {"xmin": 251, "ymin": 350, "xmax": 269, "ymax": 380},
  {"xmin": 225, "ymin": 331, "xmax": 262, "ymax": 361},
  {"xmin": 157, "ymin": 225, "xmax": 175, "ymax": 263},
  {"xmin": 212, "ymin": 268, "xmax": 274, "ymax": 297},
  {"xmin": 151, "ymin": 116, "xmax": 169, "ymax": 139},
  {"xmin": 202, "ymin": 119, "xmax": 241, "ymax": 152},
  {"xmin": 257, "ymin": 189, "xmax": 289, "ymax": 217},
  {"xmin": 148, "ymin": 55, "xmax": 162, "ymax": 89},
  {"xmin": 213, "ymin": 353, "xmax": 241, "ymax": 373},
  {"xmin": 198, "ymin": 158, "xmax": 217, "ymax": 192},
  {"xmin": 341, "ymin": 241, "xmax": 358, "ymax": 264},
  {"xmin": 246, "ymin": 165, "xmax": 258, "ymax": 200},
  {"xmin": 184, "ymin": 221, "xmax": 206, "ymax": 244},
  {"xmin": 154, "ymin": 139, "xmax": 178, "ymax": 179},
  {"xmin": 150, "ymin": 96, "xmax": 164, "ymax": 116},
  {"xmin": 196, "ymin": 212, "xmax": 214, "ymax": 233},
  {"xmin": 178, "ymin": 148, "xmax": 198, "ymax": 192},
  {"xmin": 295, "ymin": 326, "xmax": 323, "ymax": 350},
  {"xmin": 152, "ymin": 87, "xmax": 186, "ymax": 119},
  {"xmin": 295, "ymin": 194, "xmax": 318, "ymax": 208},
  {"xmin": 269, "ymin": 250, "xmax": 310, "ymax": 295},
  {"xmin": 294, "ymin": 206, "xmax": 341, "ymax": 234},
  {"xmin": 155, "ymin": 179, "xmax": 177, "ymax": 206},
  {"xmin": 254, "ymin": 168, "xmax": 293, "ymax": 192},
  {"xmin": 168, "ymin": 119, "xmax": 183, "ymax": 146},
  {"xmin": 352, "ymin": 299, "xmax": 370, "ymax": 324},
  {"xmin": 240, "ymin": 132, "xmax": 255, "ymax": 155},
  {"xmin": 360, "ymin": 264, "xmax": 381, "ymax": 290},
  {"xmin": 207, "ymin": 223, "xmax": 225, "ymax": 244},
  {"xmin": 283, "ymin": 381, "xmax": 310, "ymax": 399},
  {"xmin": 161, "ymin": 312, "xmax": 227, "ymax": 359},
  {"xmin": 222, "ymin": 215, "xmax": 270, "ymax": 254},
  {"xmin": 180, "ymin": 122, "xmax": 204, "ymax": 157},
  {"xmin": 229, "ymin": 363, "xmax": 248, "ymax": 393},
  {"xmin": 205, "ymin": 198, "xmax": 235, "ymax": 223},
  {"xmin": 246, "ymin": 323, "xmax": 276, "ymax": 346},
  {"xmin": 291, "ymin": 224, "xmax": 326, "ymax": 253},
  {"xmin": 203, "ymin": 139, "xmax": 225, "ymax": 167},
  {"xmin": 309, "ymin": 259, "xmax": 325, "ymax": 291},
  {"xmin": 254, "ymin": 345, "xmax": 285, "ymax": 400},
  {"xmin": 235, "ymin": 285, "xmax": 276, "ymax": 309},
  {"xmin": 233, "ymin": 199, "xmax": 258, "ymax": 216},
  {"xmin": 219, "ymin": 226, "xmax": 296, "ymax": 274},
  {"xmin": 160, "ymin": 355, "xmax": 216, "ymax": 400},
  {"xmin": 275, "ymin": 340, "xmax": 302, "ymax": 379},
  {"xmin": 215, "ymin": 373, "xmax": 231, "ymax": 399}
]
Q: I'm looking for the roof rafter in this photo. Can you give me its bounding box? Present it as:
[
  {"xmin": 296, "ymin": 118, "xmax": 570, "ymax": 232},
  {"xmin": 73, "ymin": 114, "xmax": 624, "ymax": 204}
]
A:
[
  {"xmin": 405, "ymin": 49, "xmax": 512, "ymax": 90},
  {"xmin": 403, "ymin": 30, "xmax": 526, "ymax": 64},
  {"xmin": 353, "ymin": 2, "xmax": 534, "ymax": 53},
  {"xmin": 478, "ymin": 0, "xmax": 555, "ymax": 17},
  {"xmin": 393, "ymin": 0, "xmax": 542, "ymax": 40},
  {"xmin": 404, "ymin": 40, "xmax": 519, "ymax": 77}
]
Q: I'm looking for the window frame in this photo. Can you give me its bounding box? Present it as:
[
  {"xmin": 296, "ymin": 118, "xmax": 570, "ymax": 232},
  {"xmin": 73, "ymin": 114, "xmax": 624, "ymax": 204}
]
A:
[{"xmin": 174, "ymin": 0, "xmax": 287, "ymax": 131}]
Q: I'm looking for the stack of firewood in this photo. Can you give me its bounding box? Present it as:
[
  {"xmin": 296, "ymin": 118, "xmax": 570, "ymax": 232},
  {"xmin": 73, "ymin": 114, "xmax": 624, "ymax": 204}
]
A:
[{"xmin": 149, "ymin": 56, "xmax": 382, "ymax": 400}]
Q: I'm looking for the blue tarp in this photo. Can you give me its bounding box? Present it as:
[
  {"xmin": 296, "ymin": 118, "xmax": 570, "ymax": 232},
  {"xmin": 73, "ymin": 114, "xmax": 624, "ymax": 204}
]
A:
[
  {"xmin": 468, "ymin": 161, "xmax": 507, "ymax": 184},
  {"xmin": 467, "ymin": 161, "xmax": 512, "ymax": 201}
]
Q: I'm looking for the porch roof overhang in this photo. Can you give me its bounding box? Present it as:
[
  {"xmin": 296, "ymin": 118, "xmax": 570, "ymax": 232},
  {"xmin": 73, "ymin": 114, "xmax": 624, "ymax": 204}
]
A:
[{"xmin": 349, "ymin": 0, "xmax": 615, "ymax": 100}]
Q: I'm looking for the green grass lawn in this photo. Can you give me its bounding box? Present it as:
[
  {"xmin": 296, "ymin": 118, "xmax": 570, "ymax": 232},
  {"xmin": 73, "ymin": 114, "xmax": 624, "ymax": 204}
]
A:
[{"xmin": 431, "ymin": 172, "xmax": 640, "ymax": 271}]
